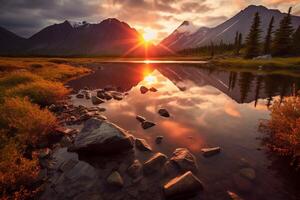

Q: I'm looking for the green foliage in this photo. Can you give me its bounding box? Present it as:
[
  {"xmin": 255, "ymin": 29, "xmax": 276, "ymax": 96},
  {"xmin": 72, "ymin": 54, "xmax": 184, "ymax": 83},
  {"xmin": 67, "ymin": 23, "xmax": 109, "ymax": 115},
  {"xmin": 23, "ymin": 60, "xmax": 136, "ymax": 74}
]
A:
[
  {"xmin": 245, "ymin": 12, "xmax": 262, "ymax": 58},
  {"xmin": 292, "ymin": 26, "xmax": 300, "ymax": 56},
  {"xmin": 264, "ymin": 16, "xmax": 274, "ymax": 54},
  {"xmin": 272, "ymin": 7, "xmax": 294, "ymax": 56}
]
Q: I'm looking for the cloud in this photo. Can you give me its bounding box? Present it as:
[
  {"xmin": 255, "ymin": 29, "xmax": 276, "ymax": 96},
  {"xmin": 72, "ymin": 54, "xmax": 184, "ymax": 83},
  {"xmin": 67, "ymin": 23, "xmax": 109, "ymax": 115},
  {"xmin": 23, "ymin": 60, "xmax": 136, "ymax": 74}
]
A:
[{"xmin": 181, "ymin": 1, "xmax": 213, "ymax": 13}]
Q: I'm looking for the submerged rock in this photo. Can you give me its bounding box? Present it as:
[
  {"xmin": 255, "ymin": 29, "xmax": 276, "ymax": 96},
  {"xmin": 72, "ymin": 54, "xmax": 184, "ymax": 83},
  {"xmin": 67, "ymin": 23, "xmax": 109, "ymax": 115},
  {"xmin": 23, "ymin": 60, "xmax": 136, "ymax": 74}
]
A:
[
  {"xmin": 91, "ymin": 96, "xmax": 104, "ymax": 105},
  {"xmin": 135, "ymin": 138, "xmax": 152, "ymax": 151},
  {"xmin": 107, "ymin": 171, "xmax": 124, "ymax": 187},
  {"xmin": 140, "ymin": 86, "xmax": 149, "ymax": 94},
  {"xmin": 143, "ymin": 153, "xmax": 168, "ymax": 174},
  {"xmin": 136, "ymin": 115, "xmax": 146, "ymax": 123},
  {"xmin": 127, "ymin": 160, "xmax": 142, "ymax": 178},
  {"xmin": 163, "ymin": 171, "xmax": 203, "ymax": 199},
  {"xmin": 141, "ymin": 121, "xmax": 156, "ymax": 129},
  {"xmin": 69, "ymin": 118, "xmax": 134, "ymax": 154},
  {"xmin": 201, "ymin": 147, "xmax": 221, "ymax": 157},
  {"xmin": 155, "ymin": 136, "xmax": 164, "ymax": 144},
  {"xmin": 170, "ymin": 148, "xmax": 198, "ymax": 172},
  {"xmin": 149, "ymin": 87, "xmax": 158, "ymax": 92},
  {"xmin": 76, "ymin": 93, "xmax": 84, "ymax": 98},
  {"xmin": 158, "ymin": 108, "xmax": 170, "ymax": 117}
]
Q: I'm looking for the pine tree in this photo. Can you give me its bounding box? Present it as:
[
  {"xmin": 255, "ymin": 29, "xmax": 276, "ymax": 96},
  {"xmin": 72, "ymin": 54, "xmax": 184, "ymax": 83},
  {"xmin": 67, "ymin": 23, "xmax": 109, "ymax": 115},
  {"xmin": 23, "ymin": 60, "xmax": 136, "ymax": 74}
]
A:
[
  {"xmin": 272, "ymin": 7, "xmax": 294, "ymax": 56},
  {"xmin": 210, "ymin": 41, "xmax": 214, "ymax": 58},
  {"xmin": 264, "ymin": 16, "xmax": 274, "ymax": 55},
  {"xmin": 238, "ymin": 33, "xmax": 242, "ymax": 55},
  {"xmin": 292, "ymin": 26, "xmax": 300, "ymax": 55},
  {"xmin": 245, "ymin": 12, "xmax": 262, "ymax": 58},
  {"xmin": 234, "ymin": 32, "xmax": 239, "ymax": 55}
]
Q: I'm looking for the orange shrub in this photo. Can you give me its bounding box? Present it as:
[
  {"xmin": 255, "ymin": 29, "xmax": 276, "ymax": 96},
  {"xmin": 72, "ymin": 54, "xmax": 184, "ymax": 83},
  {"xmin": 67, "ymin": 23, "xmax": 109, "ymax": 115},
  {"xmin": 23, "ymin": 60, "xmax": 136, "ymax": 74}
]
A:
[
  {"xmin": 6, "ymin": 80, "xmax": 69, "ymax": 106},
  {"xmin": 0, "ymin": 141, "xmax": 39, "ymax": 200},
  {"xmin": 0, "ymin": 97, "xmax": 57, "ymax": 146}
]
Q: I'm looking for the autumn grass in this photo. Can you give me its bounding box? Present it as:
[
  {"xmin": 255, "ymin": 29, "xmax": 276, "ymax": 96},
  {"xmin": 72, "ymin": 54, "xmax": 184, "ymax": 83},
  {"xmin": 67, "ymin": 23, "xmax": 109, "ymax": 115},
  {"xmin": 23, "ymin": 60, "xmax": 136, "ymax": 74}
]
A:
[
  {"xmin": 0, "ymin": 57, "xmax": 90, "ymax": 199},
  {"xmin": 260, "ymin": 96, "xmax": 300, "ymax": 169}
]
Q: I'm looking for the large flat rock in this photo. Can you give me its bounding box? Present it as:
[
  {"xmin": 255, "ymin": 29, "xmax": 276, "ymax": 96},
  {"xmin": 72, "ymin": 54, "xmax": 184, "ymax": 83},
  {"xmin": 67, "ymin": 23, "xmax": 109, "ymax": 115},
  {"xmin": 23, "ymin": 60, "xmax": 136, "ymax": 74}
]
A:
[{"xmin": 69, "ymin": 118, "xmax": 134, "ymax": 154}]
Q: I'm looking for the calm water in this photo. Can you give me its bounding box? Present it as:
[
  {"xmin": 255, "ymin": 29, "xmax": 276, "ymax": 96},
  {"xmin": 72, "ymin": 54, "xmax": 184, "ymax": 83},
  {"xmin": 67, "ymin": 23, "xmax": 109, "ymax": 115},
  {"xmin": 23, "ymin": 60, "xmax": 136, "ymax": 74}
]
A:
[{"xmin": 67, "ymin": 62, "xmax": 300, "ymax": 200}]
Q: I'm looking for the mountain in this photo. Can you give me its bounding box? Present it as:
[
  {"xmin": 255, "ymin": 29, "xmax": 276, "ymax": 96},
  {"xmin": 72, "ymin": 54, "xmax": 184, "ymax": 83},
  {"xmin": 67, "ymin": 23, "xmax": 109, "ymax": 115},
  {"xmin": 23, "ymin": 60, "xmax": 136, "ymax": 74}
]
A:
[
  {"xmin": 0, "ymin": 18, "xmax": 154, "ymax": 56},
  {"xmin": 0, "ymin": 27, "xmax": 27, "ymax": 54},
  {"xmin": 161, "ymin": 5, "xmax": 300, "ymax": 51}
]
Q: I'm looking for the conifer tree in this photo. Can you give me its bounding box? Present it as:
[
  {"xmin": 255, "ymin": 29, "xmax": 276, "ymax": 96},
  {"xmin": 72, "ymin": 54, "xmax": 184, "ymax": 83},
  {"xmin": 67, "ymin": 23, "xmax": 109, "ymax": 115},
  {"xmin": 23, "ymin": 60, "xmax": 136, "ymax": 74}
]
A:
[
  {"xmin": 210, "ymin": 41, "xmax": 214, "ymax": 58},
  {"xmin": 264, "ymin": 16, "xmax": 274, "ymax": 54},
  {"xmin": 245, "ymin": 12, "xmax": 262, "ymax": 58},
  {"xmin": 292, "ymin": 26, "xmax": 300, "ymax": 55},
  {"xmin": 238, "ymin": 33, "xmax": 242, "ymax": 55},
  {"xmin": 272, "ymin": 7, "xmax": 294, "ymax": 56}
]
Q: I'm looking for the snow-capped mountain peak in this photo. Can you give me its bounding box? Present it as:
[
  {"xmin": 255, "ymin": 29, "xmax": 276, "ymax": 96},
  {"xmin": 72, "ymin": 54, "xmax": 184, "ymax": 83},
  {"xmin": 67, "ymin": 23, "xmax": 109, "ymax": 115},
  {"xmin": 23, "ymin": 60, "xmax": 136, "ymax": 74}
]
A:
[
  {"xmin": 67, "ymin": 20, "xmax": 88, "ymax": 28},
  {"xmin": 176, "ymin": 21, "xmax": 197, "ymax": 35}
]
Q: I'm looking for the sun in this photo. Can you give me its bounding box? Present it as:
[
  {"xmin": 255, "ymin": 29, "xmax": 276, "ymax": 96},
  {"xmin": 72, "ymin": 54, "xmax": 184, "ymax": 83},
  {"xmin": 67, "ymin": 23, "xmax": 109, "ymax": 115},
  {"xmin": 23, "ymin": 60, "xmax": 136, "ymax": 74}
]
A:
[{"xmin": 142, "ymin": 28, "xmax": 157, "ymax": 43}]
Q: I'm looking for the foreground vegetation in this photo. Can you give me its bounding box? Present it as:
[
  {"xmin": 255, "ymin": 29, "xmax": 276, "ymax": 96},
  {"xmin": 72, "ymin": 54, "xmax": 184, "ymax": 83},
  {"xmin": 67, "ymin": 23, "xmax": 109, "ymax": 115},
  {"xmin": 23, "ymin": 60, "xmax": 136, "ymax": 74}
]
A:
[
  {"xmin": 0, "ymin": 57, "xmax": 89, "ymax": 199},
  {"xmin": 260, "ymin": 96, "xmax": 300, "ymax": 170}
]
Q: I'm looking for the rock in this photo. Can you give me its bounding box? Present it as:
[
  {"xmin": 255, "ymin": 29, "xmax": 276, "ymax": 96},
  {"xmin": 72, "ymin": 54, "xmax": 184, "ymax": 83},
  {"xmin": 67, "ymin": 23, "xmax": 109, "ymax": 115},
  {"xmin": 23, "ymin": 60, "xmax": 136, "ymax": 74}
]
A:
[
  {"xmin": 170, "ymin": 148, "xmax": 198, "ymax": 172},
  {"xmin": 85, "ymin": 92, "xmax": 91, "ymax": 99},
  {"xmin": 110, "ymin": 91, "xmax": 123, "ymax": 101},
  {"xmin": 140, "ymin": 86, "xmax": 149, "ymax": 94},
  {"xmin": 141, "ymin": 121, "xmax": 156, "ymax": 129},
  {"xmin": 69, "ymin": 118, "xmax": 134, "ymax": 154},
  {"xmin": 143, "ymin": 153, "xmax": 168, "ymax": 174},
  {"xmin": 227, "ymin": 191, "xmax": 243, "ymax": 200},
  {"xmin": 107, "ymin": 171, "xmax": 123, "ymax": 187},
  {"xmin": 58, "ymin": 159, "xmax": 79, "ymax": 172},
  {"xmin": 135, "ymin": 138, "xmax": 152, "ymax": 151},
  {"xmin": 163, "ymin": 171, "xmax": 203, "ymax": 199},
  {"xmin": 93, "ymin": 112, "xmax": 107, "ymax": 120},
  {"xmin": 55, "ymin": 127, "xmax": 78, "ymax": 135},
  {"xmin": 91, "ymin": 96, "xmax": 104, "ymax": 105},
  {"xmin": 37, "ymin": 148, "xmax": 51, "ymax": 159},
  {"xmin": 149, "ymin": 87, "xmax": 158, "ymax": 92},
  {"xmin": 98, "ymin": 107, "xmax": 106, "ymax": 112},
  {"xmin": 155, "ymin": 136, "xmax": 164, "ymax": 144},
  {"xmin": 136, "ymin": 115, "xmax": 146, "ymax": 123},
  {"xmin": 239, "ymin": 168, "xmax": 256, "ymax": 181},
  {"xmin": 252, "ymin": 54, "xmax": 272, "ymax": 60},
  {"xmin": 201, "ymin": 147, "xmax": 221, "ymax": 157},
  {"xmin": 158, "ymin": 108, "xmax": 170, "ymax": 117},
  {"xmin": 76, "ymin": 93, "xmax": 84, "ymax": 98},
  {"xmin": 127, "ymin": 160, "xmax": 142, "ymax": 178}
]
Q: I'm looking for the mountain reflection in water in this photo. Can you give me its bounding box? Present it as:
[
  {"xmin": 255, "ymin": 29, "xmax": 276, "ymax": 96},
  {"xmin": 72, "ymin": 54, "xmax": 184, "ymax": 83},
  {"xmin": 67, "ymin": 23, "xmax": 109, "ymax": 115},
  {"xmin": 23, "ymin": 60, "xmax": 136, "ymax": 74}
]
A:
[{"xmin": 67, "ymin": 63, "xmax": 300, "ymax": 200}]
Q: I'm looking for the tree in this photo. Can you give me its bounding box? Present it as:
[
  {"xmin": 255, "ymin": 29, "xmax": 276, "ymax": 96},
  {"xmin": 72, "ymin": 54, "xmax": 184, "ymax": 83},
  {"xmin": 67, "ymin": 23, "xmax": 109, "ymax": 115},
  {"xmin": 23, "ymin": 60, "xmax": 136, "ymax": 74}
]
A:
[
  {"xmin": 292, "ymin": 26, "xmax": 300, "ymax": 55},
  {"xmin": 272, "ymin": 7, "xmax": 294, "ymax": 56},
  {"xmin": 210, "ymin": 41, "xmax": 214, "ymax": 58},
  {"xmin": 264, "ymin": 16, "xmax": 274, "ymax": 54},
  {"xmin": 238, "ymin": 33, "xmax": 242, "ymax": 55},
  {"xmin": 245, "ymin": 12, "xmax": 262, "ymax": 58}
]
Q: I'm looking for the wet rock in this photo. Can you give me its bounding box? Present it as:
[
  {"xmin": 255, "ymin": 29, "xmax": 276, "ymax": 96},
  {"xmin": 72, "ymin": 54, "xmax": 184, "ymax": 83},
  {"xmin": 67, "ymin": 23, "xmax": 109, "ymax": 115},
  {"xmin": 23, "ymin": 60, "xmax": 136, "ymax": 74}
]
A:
[
  {"xmin": 158, "ymin": 108, "xmax": 170, "ymax": 117},
  {"xmin": 170, "ymin": 148, "xmax": 198, "ymax": 172},
  {"xmin": 136, "ymin": 115, "xmax": 146, "ymax": 123},
  {"xmin": 58, "ymin": 159, "xmax": 79, "ymax": 172},
  {"xmin": 69, "ymin": 118, "xmax": 134, "ymax": 154},
  {"xmin": 110, "ymin": 91, "xmax": 123, "ymax": 101},
  {"xmin": 140, "ymin": 86, "xmax": 149, "ymax": 94},
  {"xmin": 76, "ymin": 93, "xmax": 84, "ymax": 98},
  {"xmin": 127, "ymin": 160, "xmax": 142, "ymax": 178},
  {"xmin": 98, "ymin": 107, "xmax": 106, "ymax": 112},
  {"xmin": 91, "ymin": 96, "xmax": 104, "ymax": 105},
  {"xmin": 143, "ymin": 153, "xmax": 168, "ymax": 174},
  {"xmin": 60, "ymin": 136, "xmax": 73, "ymax": 147},
  {"xmin": 93, "ymin": 112, "xmax": 107, "ymax": 120},
  {"xmin": 201, "ymin": 147, "xmax": 221, "ymax": 157},
  {"xmin": 155, "ymin": 136, "xmax": 164, "ymax": 144},
  {"xmin": 85, "ymin": 92, "xmax": 91, "ymax": 99},
  {"xmin": 55, "ymin": 127, "xmax": 78, "ymax": 135},
  {"xmin": 227, "ymin": 191, "xmax": 243, "ymax": 200},
  {"xmin": 239, "ymin": 168, "xmax": 256, "ymax": 181},
  {"xmin": 163, "ymin": 171, "xmax": 203, "ymax": 199},
  {"xmin": 141, "ymin": 121, "xmax": 156, "ymax": 129},
  {"xmin": 107, "ymin": 171, "xmax": 124, "ymax": 187},
  {"xmin": 149, "ymin": 87, "xmax": 158, "ymax": 92},
  {"xmin": 135, "ymin": 138, "xmax": 152, "ymax": 151},
  {"xmin": 37, "ymin": 148, "xmax": 51, "ymax": 159}
]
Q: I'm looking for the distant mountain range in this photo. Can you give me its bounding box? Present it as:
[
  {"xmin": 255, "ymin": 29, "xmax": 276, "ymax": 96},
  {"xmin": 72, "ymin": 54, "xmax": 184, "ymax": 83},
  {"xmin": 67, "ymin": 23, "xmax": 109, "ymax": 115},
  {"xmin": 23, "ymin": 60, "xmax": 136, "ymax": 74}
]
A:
[
  {"xmin": 1, "ymin": 5, "xmax": 300, "ymax": 56},
  {"xmin": 160, "ymin": 5, "xmax": 300, "ymax": 51},
  {"xmin": 0, "ymin": 18, "xmax": 154, "ymax": 56}
]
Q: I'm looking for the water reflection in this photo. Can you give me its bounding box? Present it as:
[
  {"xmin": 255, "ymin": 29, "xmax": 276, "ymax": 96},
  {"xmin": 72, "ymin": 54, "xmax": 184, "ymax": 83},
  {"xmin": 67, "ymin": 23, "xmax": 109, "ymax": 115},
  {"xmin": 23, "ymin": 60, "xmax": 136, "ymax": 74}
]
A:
[{"xmin": 67, "ymin": 63, "xmax": 300, "ymax": 199}]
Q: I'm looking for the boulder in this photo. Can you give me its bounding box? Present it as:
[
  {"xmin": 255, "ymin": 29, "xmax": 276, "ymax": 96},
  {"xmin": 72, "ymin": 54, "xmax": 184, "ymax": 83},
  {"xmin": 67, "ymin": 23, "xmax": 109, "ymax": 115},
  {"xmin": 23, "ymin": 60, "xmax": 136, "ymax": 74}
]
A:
[
  {"xmin": 107, "ymin": 171, "xmax": 123, "ymax": 187},
  {"xmin": 158, "ymin": 108, "xmax": 170, "ymax": 117},
  {"xmin": 140, "ymin": 86, "xmax": 149, "ymax": 94},
  {"xmin": 155, "ymin": 136, "xmax": 164, "ymax": 144},
  {"xmin": 141, "ymin": 121, "xmax": 156, "ymax": 129},
  {"xmin": 149, "ymin": 87, "xmax": 158, "ymax": 92},
  {"xmin": 170, "ymin": 148, "xmax": 198, "ymax": 172},
  {"xmin": 163, "ymin": 171, "xmax": 203, "ymax": 199},
  {"xmin": 136, "ymin": 115, "xmax": 146, "ymax": 123},
  {"xmin": 91, "ymin": 96, "xmax": 104, "ymax": 105},
  {"xmin": 69, "ymin": 118, "xmax": 134, "ymax": 154},
  {"xmin": 110, "ymin": 91, "xmax": 123, "ymax": 101},
  {"xmin": 201, "ymin": 147, "xmax": 221, "ymax": 157},
  {"xmin": 76, "ymin": 93, "xmax": 84, "ymax": 98},
  {"xmin": 143, "ymin": 153, "xmax": 168, "ymax": 174},
  {"xmin": 135, "ymin": 138, "xmax": 152, "ymax": 151},
  {"xmin": 127, "ymin": 160, "xmax": 142, "ymax": 178}
]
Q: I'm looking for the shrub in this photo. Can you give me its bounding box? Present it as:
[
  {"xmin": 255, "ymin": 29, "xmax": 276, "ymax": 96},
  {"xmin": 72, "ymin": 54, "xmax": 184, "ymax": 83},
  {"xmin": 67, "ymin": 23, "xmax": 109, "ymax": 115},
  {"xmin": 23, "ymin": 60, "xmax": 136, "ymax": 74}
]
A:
[
  {"xmin": 0, "ymin": 141, "xmax": 40, "ymax": 200},
  {"xmin": 0, "ymin": 71, "xmax": 41, "ymax": 88},
  {"xmin": 260, "ymin": 96, "xmax": 300, "ymax": 158},
  {"xmin": 6, "ymin": 80, "xmax": 69, "ymax": 106},
  {"xmin": 0, "ymin": 97, "xmax": 57, "ymax": 146}
]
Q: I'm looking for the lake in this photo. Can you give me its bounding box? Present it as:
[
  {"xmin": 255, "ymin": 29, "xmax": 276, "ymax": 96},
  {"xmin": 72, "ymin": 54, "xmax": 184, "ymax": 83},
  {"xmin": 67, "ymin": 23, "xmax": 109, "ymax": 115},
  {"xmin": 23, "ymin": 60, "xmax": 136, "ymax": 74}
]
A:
[{"xmin": 65, "ymin": 61, "xmax": 300, "ymax": 200}]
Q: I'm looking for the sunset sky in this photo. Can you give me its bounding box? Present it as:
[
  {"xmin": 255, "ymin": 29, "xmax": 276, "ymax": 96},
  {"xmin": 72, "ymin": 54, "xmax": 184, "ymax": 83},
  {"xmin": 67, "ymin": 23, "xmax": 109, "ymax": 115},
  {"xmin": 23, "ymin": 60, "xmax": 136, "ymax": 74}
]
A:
[{"xmin": 0, "ymin": 0, "xmax": 299, "ymax": 43}]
